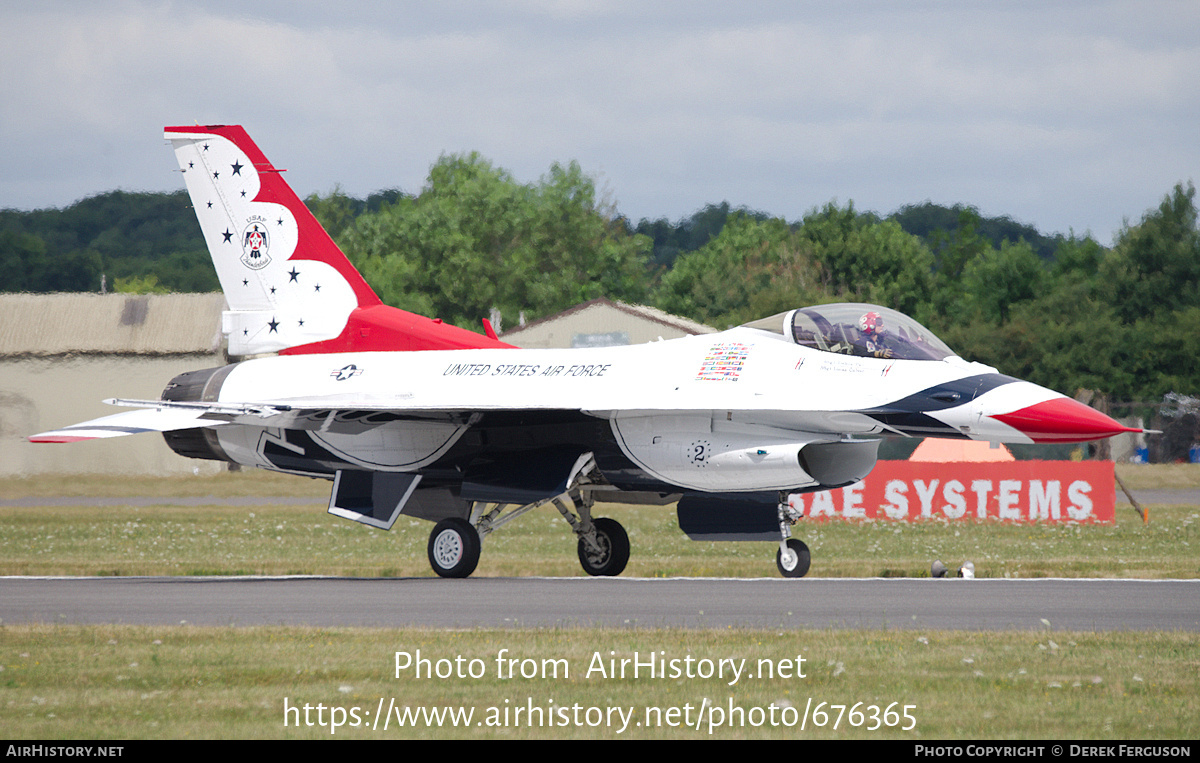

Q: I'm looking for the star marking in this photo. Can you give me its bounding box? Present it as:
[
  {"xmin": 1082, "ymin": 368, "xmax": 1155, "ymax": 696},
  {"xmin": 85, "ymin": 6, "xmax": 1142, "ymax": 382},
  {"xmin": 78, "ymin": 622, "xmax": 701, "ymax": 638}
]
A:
[
  {"xmin": 188, "ymin": 161, "xmax": 194, "ymax": 169},
  {"xmin": 242, "ymin": 279, "xmax": 248, "ymax": 286},
  {"xmin": 243, "ymin": 329, "xmax": 249, "ymax": 336},
  {"xmin": 207, "ymin": 201, "xmax": 213, "ymax": 208},
  {"xmin": 240, "ymin": 190, "xmax": 246, "ymax": 197},
  {"xmin": 222, "ymin": 229, "xmax": 233, "ymax": 243},
  {"xmin": 314, "ymin": 284, "xmax": 321, "ymax": 292},
  {"xmin": 202, "ymin": 143, "xmax": 210, "ymax": 151},
  {"xmin": 231, "ymin": 161, "xmax": 243, "ymax": 176},
  {"xmin": 269, "ymin": 286, "xmax": 276, "ymax": 295},
  {"xmin": 277, "ymin": 218, "xmax": 284, "ymax": 225},
  {"xmin": 212, "ymin": 170, "xmax": 220, "ymax": 179},
  {"xmin": 331, "ymin": 364, "xmax": 363, "ymax": 381},
  {"xmin": 267, "ymin": 317, "xmax": 279, "ymax": 333},
  {"xmin": 298, "ymin": 319, "xmax": 305, "ymax": 327},
  {"xmin": 288, "ymin": 268, "xmax": 300, "ymax": 283}
]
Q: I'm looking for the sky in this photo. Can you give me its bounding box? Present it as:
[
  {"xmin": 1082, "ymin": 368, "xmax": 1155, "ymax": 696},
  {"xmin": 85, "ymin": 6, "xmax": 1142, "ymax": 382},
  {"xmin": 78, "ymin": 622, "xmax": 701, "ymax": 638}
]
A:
[{"xmin": 2, "ymin": 0, "xmax": 1197, "ymax": 245}]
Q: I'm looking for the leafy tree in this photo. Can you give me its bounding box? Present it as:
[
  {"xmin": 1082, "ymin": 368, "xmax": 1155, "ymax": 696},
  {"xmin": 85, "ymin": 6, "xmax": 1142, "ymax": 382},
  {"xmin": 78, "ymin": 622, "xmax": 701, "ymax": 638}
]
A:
[
  {"xmin": 798, "ymin": 202, "xmax": 933, "ymax": 319},
  {"xmin": 0, "ymin": 229, "xmax": 48, "ymax": 289},
  {"xmin": 1099, "ymin": 182, "xmax": 1200, "ymax": 323},
  {"xmin": 889, "ymin": 207, "xmax": 991, "ymax": 328},
  {"xmin": 959, "ymin": 240, "xmax": 1046, "ymax": 324},
  {"xmin": 114, "ymin": 273, "xmax": 171, "ymax": 294},
  {"xmin": 1049, "ymin": 234, "xmax": 1105, "ymax": 285},
  {"xmin": 655, "ymin": 205, "xmax": 934, "ymax": 328},
  {"xmin": 892, "ymin": 201, "xmax": 1059, "ymax": 259},
  {"xmin": 0, "ymin": 190, "xmax": 215, "ymax": 293},
  {"xmin": 306, "ymin": 187, "xmax": 407, "ymax": 240},
  {"xmin": 654, "ymin": 215, "xmax": 823, "ymax": 326},
  {"xmin": 633, "ymin": 202, "xmax": 770, "ymax": 269},
  {"xmin": 1131, "ymin": 306, "xmax": 1200, "ymax": 399},
  {"xmin": 305, "ymin": 186, "xmax": 361, "ymax": 241},
  {"xmin": 340, "ymin": 153, "xmax": 651, "ymax": 328}
]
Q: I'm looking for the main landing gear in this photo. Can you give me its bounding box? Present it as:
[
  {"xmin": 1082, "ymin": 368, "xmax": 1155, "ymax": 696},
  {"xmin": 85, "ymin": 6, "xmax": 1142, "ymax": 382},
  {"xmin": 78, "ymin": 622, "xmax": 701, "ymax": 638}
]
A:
[
  {"xmin": 425, "ymin": 486, "xmax": 629, "ymax": 579},
  {"xmin": 575, "ymin": 516, "xmax": 630, "ymax": 577},
  {"xmin": 427, "ymin": 517, "xmax": 482, "ymax": 579}
]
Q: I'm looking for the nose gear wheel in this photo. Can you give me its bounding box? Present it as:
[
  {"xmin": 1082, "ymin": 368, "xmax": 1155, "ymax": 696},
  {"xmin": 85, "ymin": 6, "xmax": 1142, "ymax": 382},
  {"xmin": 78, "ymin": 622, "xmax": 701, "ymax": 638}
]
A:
[{"xmin": 776, "ymin": 538, "xmax": 811, "ymax": 578}]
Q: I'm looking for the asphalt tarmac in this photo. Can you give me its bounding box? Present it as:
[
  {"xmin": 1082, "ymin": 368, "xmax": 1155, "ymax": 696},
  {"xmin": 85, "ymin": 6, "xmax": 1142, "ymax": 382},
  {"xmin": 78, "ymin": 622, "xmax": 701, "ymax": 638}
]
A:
[
  {"xmin": 2, "ymin": 576, "xmax": 1197, "ymax": 631},
  {"xmin": 4, "ymin": 487, "xmax": 1196, "ymax": 632}
]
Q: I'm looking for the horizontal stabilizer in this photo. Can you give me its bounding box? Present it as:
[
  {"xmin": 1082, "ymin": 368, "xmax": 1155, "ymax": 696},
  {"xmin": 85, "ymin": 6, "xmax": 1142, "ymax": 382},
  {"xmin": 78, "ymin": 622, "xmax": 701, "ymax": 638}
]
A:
[{"xmin": 29, "ymin": 407, "xmax": 226, "ymax": 443}]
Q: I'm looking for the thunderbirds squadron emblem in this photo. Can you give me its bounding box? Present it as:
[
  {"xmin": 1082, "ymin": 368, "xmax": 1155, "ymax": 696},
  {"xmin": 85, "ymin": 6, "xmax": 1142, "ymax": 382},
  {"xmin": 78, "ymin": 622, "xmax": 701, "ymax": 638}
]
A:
[{"xmin": 240, "ymin": 218, "xmax": 271, "ymax": 270}]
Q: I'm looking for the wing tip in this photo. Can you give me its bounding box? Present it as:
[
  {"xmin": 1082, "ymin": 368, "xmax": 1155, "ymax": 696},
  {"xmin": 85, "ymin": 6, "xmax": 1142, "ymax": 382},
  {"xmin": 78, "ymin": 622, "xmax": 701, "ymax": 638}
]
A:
[{"xmin": 28, "ymin": 434, "xmax": 95, "ymax": 443}]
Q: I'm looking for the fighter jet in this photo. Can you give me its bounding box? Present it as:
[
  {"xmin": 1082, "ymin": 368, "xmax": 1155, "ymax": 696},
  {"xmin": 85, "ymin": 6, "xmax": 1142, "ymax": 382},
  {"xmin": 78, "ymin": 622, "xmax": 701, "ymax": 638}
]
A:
[{"xmin": 30, "ymin": 125, "xmax": 1139, "ymax": 578}]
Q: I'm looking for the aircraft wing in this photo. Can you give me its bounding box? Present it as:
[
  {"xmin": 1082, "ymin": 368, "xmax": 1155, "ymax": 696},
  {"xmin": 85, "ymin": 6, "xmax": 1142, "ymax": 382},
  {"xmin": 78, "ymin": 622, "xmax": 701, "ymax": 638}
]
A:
[
  {"xmin": 28, "ymin": 404, "xmax": 232, "ymax": 443},
  {"xmin": 38, "ymin": 394, "xmax": 857, "ymax": 437}
]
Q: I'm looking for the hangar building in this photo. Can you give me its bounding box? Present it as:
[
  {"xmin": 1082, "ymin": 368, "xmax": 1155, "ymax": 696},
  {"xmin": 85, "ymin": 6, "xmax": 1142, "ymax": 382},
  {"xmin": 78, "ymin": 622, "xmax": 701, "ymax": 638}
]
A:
[
  {"xmin": 0, "ymin": 293, "xmax": 225, "ymax": 477},
  {"xmin": 2, "ymin": 294, "xmax": 714, "ymax": 476},
  {"xmin": 499, "ymin": 297, "xmax": 714, "ymax": 349}
]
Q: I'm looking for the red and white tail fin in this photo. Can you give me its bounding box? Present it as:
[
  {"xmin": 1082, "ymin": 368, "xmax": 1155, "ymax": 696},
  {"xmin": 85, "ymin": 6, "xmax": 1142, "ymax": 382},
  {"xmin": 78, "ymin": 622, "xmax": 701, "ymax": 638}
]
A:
[{"xmin": 164, "ymin": 125, "xmax": 511, "ymax": 354}]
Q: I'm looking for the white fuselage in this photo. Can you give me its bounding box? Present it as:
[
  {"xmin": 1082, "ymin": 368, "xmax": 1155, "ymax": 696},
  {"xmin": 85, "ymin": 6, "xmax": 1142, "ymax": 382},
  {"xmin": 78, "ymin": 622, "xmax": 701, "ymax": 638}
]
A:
[{"xmin": 200, "ymin": 326, "xmax": 1059, "ymax": 493}]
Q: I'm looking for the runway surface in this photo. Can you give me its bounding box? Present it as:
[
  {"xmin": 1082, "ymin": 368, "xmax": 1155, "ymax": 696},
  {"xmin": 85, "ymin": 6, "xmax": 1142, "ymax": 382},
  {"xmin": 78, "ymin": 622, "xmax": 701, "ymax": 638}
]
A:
[{"xmin": 3, "ymin": 577, "xmax": 1197, "ymax": 631}]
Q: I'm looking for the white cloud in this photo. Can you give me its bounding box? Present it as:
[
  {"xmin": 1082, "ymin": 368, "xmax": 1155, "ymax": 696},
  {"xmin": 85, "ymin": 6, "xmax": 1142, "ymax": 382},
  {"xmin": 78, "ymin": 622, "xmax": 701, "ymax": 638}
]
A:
[{"xmin": 1, "ymin": 0, "xmax": 1197, "ymax": 242}]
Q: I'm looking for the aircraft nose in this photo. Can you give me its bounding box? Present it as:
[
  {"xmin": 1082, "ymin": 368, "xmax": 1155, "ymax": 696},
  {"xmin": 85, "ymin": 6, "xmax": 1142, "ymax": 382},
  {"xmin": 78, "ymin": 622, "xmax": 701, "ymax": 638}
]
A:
[{"xmin": 989, "ymin": 396, "xmax": 1141, "ymax": 443}]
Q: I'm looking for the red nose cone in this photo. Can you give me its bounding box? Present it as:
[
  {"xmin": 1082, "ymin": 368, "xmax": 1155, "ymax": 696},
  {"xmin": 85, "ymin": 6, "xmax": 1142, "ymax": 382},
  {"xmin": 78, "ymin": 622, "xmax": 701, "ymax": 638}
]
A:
[{"xmin": 992, "ymin": 398, "xmax": 1140, "ymax": 443}]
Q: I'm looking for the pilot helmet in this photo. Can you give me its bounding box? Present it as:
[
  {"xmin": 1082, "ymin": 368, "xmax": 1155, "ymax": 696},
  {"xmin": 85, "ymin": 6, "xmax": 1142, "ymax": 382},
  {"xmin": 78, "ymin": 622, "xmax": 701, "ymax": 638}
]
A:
[{"xmin": 859, "ymin": 311, "xmax": 884, "ymax": 335}]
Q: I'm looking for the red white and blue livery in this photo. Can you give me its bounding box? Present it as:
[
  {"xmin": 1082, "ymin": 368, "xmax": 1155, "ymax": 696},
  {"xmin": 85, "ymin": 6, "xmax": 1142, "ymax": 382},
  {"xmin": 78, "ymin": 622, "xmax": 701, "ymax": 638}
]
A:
[{"xmin": 31, "ymin": 126, "xmax": 1140, "ymax": 578}]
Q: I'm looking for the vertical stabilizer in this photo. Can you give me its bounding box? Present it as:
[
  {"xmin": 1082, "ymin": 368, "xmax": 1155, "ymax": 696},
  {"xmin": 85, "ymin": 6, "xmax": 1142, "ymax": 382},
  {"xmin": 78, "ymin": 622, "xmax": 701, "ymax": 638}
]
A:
[{"xmin": 164, "ymin": 125, "xmax": 511, "ymax": 355}]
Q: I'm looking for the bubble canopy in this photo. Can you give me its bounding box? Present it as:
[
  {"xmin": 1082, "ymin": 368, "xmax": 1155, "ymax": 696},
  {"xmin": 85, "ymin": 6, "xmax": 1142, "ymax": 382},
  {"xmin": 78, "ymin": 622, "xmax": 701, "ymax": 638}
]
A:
[{"xmin": 742, "ymin": 303, "xmax": 956, "ymax": 362}]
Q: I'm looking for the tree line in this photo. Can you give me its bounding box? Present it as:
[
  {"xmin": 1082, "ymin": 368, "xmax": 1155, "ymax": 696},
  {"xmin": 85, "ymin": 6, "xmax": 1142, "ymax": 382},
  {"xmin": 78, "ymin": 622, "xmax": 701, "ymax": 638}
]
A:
[{"xmin": 3, "ymin": 159, "xmax": 1198, "ymax": 413}]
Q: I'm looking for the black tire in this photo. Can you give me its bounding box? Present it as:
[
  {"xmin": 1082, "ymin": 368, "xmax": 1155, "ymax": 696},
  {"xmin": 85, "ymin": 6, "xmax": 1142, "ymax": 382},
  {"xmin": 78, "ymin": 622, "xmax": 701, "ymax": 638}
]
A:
[
  {"xmin": 427, "ymin": 518, "xmax": 481, "ymax": 578},
  {"xmin": 577, "ymin": 517, "xmax": 630, "ymax": 577},
  {"xmin": 776, "ymin": 539, "xmax": 811, "ymax": 578}
]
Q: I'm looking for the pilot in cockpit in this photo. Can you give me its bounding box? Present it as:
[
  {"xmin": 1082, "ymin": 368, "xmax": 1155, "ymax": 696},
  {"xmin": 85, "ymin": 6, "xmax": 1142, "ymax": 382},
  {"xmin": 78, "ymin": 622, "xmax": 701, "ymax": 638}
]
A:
[{"xmin": 854, "ymin": 310, "xmax": 896, "ymax": 359}]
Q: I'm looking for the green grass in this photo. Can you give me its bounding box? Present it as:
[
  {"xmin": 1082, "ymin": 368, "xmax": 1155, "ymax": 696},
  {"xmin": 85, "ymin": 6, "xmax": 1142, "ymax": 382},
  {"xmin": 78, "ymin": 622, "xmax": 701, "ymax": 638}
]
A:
[
  {"xmin": 0, "ymin": 492, "xmax": 1196, "ymax": 579},
  {"xmin": 2, "ymin": 625, "xmax": 1197, "ymax": 739},
  {"xmin": 3, "ymin": 466, "xmax": 1199, "ymax": 740}
]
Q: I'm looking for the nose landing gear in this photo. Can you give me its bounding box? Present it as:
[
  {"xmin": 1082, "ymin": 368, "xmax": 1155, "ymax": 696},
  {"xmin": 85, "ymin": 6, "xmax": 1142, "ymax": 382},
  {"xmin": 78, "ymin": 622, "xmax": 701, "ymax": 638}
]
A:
[{"xmin": 776, "ymin": 494, "xmax": 811, "ymax": 578}]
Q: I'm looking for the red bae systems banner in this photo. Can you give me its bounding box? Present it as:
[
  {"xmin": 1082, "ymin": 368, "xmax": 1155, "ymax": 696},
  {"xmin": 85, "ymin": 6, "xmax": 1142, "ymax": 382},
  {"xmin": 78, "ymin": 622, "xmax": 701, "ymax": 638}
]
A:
[{"xmin": 788, "ymin": 461, "xmax": 1115, "ymax": 523}]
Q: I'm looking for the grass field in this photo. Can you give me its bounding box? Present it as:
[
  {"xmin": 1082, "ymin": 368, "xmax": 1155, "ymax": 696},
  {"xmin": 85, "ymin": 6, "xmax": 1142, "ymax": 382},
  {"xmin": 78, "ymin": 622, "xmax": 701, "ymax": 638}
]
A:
[
  {"xmin": 3, "ymin": 625, "xmax": 1197, "ymax": 739},
  {"xmin": 2, "ymin": 465, "xmax": 1198, "ymax": 739},
  {"xmin": 1, "ymin": 465, "xmax": 1197, "ymax": 578}
]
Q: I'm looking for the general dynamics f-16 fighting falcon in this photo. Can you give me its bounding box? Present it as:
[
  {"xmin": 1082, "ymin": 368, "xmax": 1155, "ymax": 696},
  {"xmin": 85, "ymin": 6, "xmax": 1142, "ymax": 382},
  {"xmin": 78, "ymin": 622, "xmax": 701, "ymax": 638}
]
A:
[{"xmin": 30, "ymin": 125, "xmax": 1140, "ymax": 579}]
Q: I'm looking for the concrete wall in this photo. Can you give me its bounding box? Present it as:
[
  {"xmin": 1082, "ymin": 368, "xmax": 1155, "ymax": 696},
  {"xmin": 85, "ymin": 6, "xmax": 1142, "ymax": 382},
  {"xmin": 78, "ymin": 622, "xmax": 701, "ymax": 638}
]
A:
[{"xmin": 1, "ymin": 355, "xmax": 225, "ymax": 477}]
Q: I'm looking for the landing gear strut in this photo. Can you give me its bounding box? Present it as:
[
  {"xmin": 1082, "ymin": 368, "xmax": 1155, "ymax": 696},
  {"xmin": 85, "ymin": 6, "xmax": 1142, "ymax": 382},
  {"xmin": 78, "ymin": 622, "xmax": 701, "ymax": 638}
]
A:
[
  {"xmin": 424, "ymin": 453, "xmax": 630, "ymax": 578},
  {"xmin": 775, "ymin": 494, "xmax": 811, "ymax": 578},
  {"xmin": 553, "ymin": 493, "xmax": 630, "ymax": 577}
]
